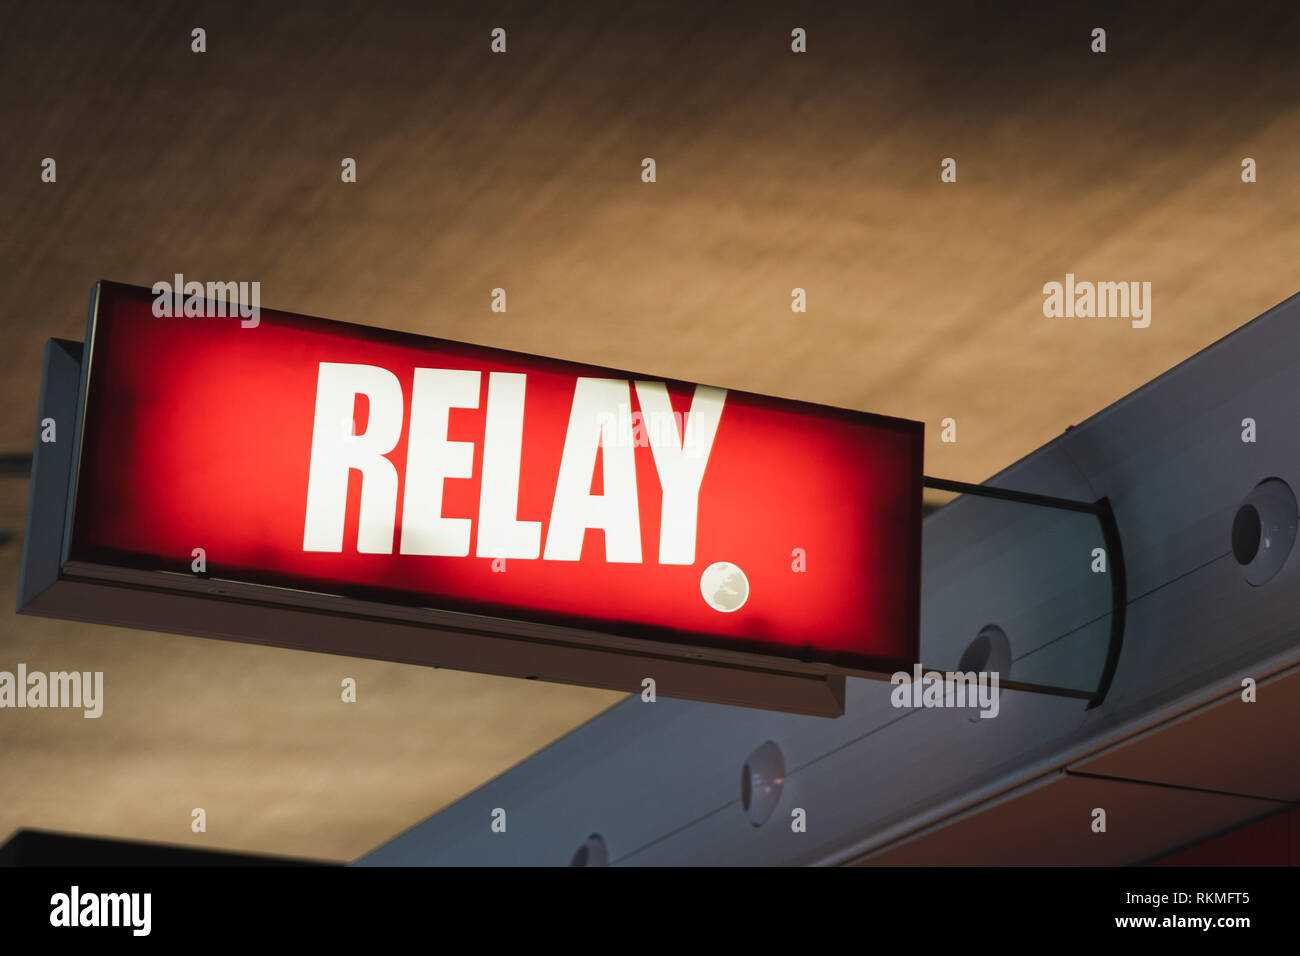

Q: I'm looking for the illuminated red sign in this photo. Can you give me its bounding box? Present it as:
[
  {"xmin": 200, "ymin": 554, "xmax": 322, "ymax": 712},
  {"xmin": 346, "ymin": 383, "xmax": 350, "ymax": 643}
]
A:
[{"xmin": 30, "ymin": 282, "xmax": 922, "ymax": 715}]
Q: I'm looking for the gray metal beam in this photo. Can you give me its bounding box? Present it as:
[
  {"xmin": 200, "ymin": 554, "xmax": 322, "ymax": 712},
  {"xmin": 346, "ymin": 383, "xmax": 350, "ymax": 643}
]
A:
[{"xmin": 358, "ymin": 291, "xmax": 1300, "ymax": 866}]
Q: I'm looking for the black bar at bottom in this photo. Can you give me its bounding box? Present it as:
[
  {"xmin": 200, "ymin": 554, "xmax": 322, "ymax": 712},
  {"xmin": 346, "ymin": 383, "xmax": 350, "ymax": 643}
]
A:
[{"xmin": 0, "ymin": 861, "xmax": 1289, "ymax": 941}]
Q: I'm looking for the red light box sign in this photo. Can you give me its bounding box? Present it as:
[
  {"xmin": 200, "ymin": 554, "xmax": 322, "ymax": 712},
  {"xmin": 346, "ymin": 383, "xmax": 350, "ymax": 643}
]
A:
[{"xmin": 45, "ymin": 282, "xmax": 922, "ymax": 714}]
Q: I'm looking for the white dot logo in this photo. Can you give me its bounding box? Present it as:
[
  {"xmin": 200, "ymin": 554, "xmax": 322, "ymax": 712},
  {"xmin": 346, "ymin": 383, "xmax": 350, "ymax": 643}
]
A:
[{"xmin": 700, "ymin": 561, "xmax": 749, "ymax": 613}]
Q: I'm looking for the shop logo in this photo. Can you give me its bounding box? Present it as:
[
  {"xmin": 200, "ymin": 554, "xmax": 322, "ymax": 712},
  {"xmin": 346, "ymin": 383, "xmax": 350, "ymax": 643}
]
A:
[
  {"xmin": 302, "ymin": 365, "xmax": 726, "ymax": 565},
  {"xmin": 700, "ymin": 561, "xmax": 748, "ymax": 612}
]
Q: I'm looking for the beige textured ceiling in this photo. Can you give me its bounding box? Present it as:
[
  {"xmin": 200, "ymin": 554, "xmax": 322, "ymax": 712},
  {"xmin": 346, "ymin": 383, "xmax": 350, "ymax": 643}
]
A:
[{"xmin": 3, "ymin": 0, "xmax": 1300, "ymax": 861}]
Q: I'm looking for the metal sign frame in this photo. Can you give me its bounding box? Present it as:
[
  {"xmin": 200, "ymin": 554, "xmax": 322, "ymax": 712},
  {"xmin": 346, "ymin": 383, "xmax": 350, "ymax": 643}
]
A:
[{"xmin": 18, "ymin": 283, "xmax": 930, "ymax": 718}]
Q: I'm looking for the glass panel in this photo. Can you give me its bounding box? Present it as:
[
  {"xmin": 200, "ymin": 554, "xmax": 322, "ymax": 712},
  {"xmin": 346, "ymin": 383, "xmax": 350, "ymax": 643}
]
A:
[{"xmin": 919, "ymin": 489, "xmax": 1115, "ymax": 699}]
